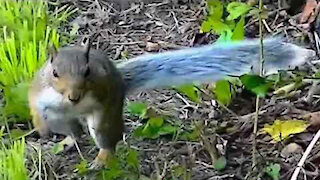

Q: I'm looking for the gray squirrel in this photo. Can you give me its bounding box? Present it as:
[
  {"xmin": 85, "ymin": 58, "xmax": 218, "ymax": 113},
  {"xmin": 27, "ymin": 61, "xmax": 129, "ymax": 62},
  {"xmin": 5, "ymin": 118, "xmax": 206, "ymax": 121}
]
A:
[{"xmin": 28, "ymin": 37, "xmax": 314, "ymax": 167}]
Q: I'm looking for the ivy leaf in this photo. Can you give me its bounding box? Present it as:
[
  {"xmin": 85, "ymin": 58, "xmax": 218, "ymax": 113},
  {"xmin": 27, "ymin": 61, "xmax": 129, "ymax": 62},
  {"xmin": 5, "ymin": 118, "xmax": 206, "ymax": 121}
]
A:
[
  {"xmin": 127, "ymin": 149, "xmax": 139, "ymax": 169},
  {"xmin": 217, "ymin": 29, "xmax": 233, "ymax": 41},
  {"xmin": 213, "ymin": 80, "xmax": 232, "ymax": 106},
  {"xmin": 175, "ymin": 84, "xmax": 200, "ymax": 103},
  {"xmin": 213, "ymin": 156, "xmax": 227, "ymax": 171},
  {"xmin": 103, "ymin": 157, "xmax": 123, "ymax": 179},
  {"xmin": 149, "ymin": 117, "xmax": 164, "ymax": 127},
  {"xmin": 52, "ymin": 142, "xmax": 65, "ymax": 155},
  {"xmin": 240, "ymin": 74, "xmax": 273, "ymax": 97},
  {"xmin": 265, "ymin": 163, "xmax": 280, "ymax": 180},
  {"xmin": 134, "ymin": 117, "xmax": 163, "ymax": 139},
  {"xmin": 262, "ymin": 120, "xmax": 308, "ymax": 142},
  {"xmin": 74, "ymin": 160, "xmax": 88, "ymax": 176},
  {"xmin": 127, "ymin": 102, "xmax": 148, "ymax": 118},
  {"xmin": 201, "ymin": 20, "xmax": 213, "ymax": 33},
  {"xmin": 159, "ymin": 124, "xmax": 178, "ymax": 136},
  {"xmin": 210, "ymin": 20, "xmax": 231, "ymax": 34},
  {"xmin": 207, "ymin": 0, "xmax": 223, "ymax": 20},
  {"xmin": 231, "ymin": 16, "xmax": 245, "ymax": 41},
  {"xmin": 226, "ymin": 2, "xmax": 251, "ymax": 20},
  {"xmin": 134, "ymin": 117, "xmax": 178, "ymax": 139}
]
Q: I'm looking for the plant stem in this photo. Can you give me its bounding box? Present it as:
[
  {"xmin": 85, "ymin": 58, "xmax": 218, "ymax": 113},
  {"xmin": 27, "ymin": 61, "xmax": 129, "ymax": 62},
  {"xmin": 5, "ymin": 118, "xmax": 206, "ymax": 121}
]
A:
[{"xmin": 252, "ymin": 0, "xmax": 265, "ymax": 170}]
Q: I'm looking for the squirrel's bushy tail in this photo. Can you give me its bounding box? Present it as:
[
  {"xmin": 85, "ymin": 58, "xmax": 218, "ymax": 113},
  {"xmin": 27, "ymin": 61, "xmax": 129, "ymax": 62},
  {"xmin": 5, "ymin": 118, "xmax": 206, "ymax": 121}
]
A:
[{"xmin": 117, "ymin": 38, "xmax": 315, "ymax": 93}]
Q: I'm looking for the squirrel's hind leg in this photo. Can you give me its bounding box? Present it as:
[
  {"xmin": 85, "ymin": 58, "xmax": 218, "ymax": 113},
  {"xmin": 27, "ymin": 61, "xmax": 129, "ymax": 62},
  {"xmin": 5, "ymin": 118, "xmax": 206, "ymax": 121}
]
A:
[{"xmin": 87, "ymin": 108, "xmax": 124, "ymax": 169}]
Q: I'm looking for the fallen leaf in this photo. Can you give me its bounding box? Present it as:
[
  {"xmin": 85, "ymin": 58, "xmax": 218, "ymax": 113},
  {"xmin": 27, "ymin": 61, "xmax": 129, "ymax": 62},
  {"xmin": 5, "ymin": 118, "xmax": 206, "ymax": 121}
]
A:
[
  {"xmin": 262, "ymin": 120, "xmax": 308, "ymax": 142},
  {"xmin": 52, "ymin": 136, "xmax": 75, "ymax": 154},
  {"xmin": 281, "ymin": 143, "xmax": 303, "ymax": 157},
  {"xmin": 145, "ymin": 42, "xmax": 160, "ymax": 52},
  {"xmin": 304, "ymin": 111, "xmax": 320, "ymax": 130},
  {"xmin": 300, "ymin": 0, "xmax": 319, "ymax": 24}
]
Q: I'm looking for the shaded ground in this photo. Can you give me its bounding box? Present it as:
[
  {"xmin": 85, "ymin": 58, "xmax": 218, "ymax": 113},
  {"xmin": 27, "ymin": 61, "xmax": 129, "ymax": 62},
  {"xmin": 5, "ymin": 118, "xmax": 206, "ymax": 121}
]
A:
[{"xmin": 25, "ymin": 0, "xmax": 320, "ymax": 179}]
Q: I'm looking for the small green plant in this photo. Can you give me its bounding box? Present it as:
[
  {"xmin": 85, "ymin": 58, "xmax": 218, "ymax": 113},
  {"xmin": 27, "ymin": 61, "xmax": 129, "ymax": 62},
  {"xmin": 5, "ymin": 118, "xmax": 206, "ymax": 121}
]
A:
[
  {"xmin": 240, "ymin": 74, "xmax": 273, "ymax": 97},
  {"xmin": 201, "ymin": 0, "xmax": 252, "ymax": 41},
  {"xmin": 175, "ymin": 84, "xmax": 200, "ymax": 103},
  {"xmin": 0, "ymin": 0, "xmax": 76, "ymax": 121},
  {"xmin": 0, "ymin": 126, "xmax": 28, "ymax": 180},
  {"xmin": 128, "ymin": 102, "xmax": 179, "ymax": 139},
  {"xmin": 173, "ymin": 0, "xmax": 255, "ymax": 106},
  {"xmin": 95, "ymin": 146, "xmax": 141, "ymax": 180},
  {"xmin": 265, "ymin": 163, "xmax": 280, "ymax": 180}
]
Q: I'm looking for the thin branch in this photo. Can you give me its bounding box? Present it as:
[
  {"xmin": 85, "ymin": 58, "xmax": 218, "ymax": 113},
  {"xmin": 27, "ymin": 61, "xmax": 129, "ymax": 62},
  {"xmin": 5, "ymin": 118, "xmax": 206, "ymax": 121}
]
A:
[
  {"xmin": 290, "ymin": 129, "xmax": 320, "ymax": 180},
  {"xmin": 253, "ymin": 0, "xmax": 265, "ymax": 170}
]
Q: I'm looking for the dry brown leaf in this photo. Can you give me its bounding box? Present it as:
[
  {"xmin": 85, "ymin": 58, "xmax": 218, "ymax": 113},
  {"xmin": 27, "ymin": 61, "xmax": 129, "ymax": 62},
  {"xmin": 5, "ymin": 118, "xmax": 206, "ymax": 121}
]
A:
[
  {"xmin": 304, "ymin": 111, "xmax": 320, "ymax": 130},
  {"xmin": 281, "ymin": 143, "xmax": 303, "ymax": 157},
  {"xmin": 300, "ymin": 0, "xmax": 319, "ymax": 24},
  {"xmin": 145, "ymin": 42, "xmax": 161, "ymax": 52}
]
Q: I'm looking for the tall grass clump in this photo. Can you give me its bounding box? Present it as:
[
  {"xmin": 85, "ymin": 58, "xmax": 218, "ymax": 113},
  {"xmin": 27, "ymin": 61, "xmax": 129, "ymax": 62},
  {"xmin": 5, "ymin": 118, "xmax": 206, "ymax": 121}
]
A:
[
  {"xmin": 0, "ymin": 0, "xmax": 76, "ymax": 121},
  {"xmin": 0, "ymin": 127, "xmax": 28, "ymax": 180}
]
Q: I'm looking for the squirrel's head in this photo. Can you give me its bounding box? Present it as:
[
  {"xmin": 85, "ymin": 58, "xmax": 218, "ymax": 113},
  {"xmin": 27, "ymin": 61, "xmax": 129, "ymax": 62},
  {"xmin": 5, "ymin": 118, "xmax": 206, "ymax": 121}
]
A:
[{"xmin": 48, "ymin": 41, "xmax": 91, "ymax": 105}]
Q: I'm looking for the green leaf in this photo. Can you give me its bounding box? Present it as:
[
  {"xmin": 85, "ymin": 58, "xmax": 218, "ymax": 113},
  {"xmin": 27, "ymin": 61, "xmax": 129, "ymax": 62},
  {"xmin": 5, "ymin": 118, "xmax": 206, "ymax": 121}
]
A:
[
  {"xmin": 51, "ymin": 142, "xmax": 65, "ymax": 155},
  {"xmin": 175, "ymin": 84, "xmax": 200, "ymax": 103},
  {"xmin": 4, "ymin": 82, "xmax": 30, "ymax": 120},
  {"xmin": 179, "ymin": 127, "xmax": 201, "ymax": 141},
  {"xmin": 226, "ymin": 2, "xmax": 251, "ymax": 20},
  {"xmin": 210, "ymin": 20, "xmax": 231, "ymax": 34},
  {"xmin": 74, "ymin": 160, "xmax": 88, "ymax": 176},
  {"xmin": 127, "ymin": 149, "xmax": 139, "ymax": 169},
  {"xmin": 149, "ymin": 117, "xmax": 164, "ymax": 128},
  {"xmin": 207, "ymin": 0, "xmax": 223, "ymax": 20},
  {"xmin": 201, "ymin": 20, "xmax": 213, "ymax": 33},
  {"xmin": 231, "ymin": 16, "xmax": 245, "ymax": 41},
  {"xmin": 127, "ymin": 102, "xmax": 148, "ymax": 118},
  {"xmin": 171, "ymin": 165, "xmax": 185, "ymax": 177},
  {"xmin": 10, "ymin": 129, "xmax": 29, "ymax": 139},
  {"xmin": 213, "ymin": 156, "xmax": 227, "ymax": 171},
  {"xmin": 103, "ymin": 157, "xmax": 123, "ymax": 179},
  {"xmin": 134, "ymin": 117, "xmax": 178, "ymax": 139},
  {"xmin": 159, "ymin": 125, "xmax": 177, "ymax": 136},
  {"xmin": 240, "ymin": 74, "xmax": 273, "ymax": 97},
  {"xmin": 213, "ymin": 80, "xmax": 232, "ymax": 106},
  {"xmin": 265, "ymin": 163, "xmax": 280, "ymax": 180}
]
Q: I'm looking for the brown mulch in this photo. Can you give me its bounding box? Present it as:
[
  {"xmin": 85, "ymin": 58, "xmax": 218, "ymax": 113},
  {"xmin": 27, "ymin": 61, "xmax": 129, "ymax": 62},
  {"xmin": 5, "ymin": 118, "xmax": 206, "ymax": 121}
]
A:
[{"xmin": 25, "ymin": 0, "xmax": 320, "ymax": 179}]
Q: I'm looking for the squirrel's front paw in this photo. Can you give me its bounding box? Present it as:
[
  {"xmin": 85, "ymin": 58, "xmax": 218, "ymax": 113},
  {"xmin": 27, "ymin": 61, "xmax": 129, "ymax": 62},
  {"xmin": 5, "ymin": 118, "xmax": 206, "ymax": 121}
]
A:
[{"xmin": 35, "ymin": 122, "xmax": 50, "ymax": 137}]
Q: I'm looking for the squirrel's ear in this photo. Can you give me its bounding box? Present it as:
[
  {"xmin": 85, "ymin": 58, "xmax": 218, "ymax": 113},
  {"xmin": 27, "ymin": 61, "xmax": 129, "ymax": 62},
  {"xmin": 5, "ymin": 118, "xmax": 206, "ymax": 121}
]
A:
[
  {"xmin": 81, "ymin": 37, "xmax": 91, "ymax": 64},
  {"xmin": 48, "ymin": 43, "xmax": 57, "ymax": 63}
]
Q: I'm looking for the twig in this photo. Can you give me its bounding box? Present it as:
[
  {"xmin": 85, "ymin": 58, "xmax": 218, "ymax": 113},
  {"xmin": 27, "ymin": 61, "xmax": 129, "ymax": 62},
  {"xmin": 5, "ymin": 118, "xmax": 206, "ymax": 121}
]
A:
[
  {"xmin": 72, "ymin": 135, "xmax": 85, "ymax": 161},
  {"xmin": 290, "ymin": 129, "xmax": 320, "ymax": 180},
  {"xmin": 253, "ymin": 0, "xmax": 265, "ymax": 170}
]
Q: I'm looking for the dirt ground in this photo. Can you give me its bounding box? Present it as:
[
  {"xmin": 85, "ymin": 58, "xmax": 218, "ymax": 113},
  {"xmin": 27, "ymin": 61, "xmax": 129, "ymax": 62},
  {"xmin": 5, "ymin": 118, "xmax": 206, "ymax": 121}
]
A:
[{"xmin": 24, "ymin": 0, "xmax": 320, "ymax": 179}]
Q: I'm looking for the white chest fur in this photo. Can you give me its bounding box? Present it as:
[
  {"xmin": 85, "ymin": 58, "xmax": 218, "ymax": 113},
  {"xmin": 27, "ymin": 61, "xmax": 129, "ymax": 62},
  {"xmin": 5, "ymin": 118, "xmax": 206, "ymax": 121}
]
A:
[{"xmin": 36, "ymin": 87, "xmax": 101, "ymax": 134}]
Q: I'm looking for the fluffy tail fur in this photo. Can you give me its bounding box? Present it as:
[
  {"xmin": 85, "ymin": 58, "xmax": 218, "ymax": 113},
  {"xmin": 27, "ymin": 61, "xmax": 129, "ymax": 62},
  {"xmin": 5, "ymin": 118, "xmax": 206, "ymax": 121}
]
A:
[{"xmin": 116, "ymin": 38, "xmax": 315, "ymax": 93}]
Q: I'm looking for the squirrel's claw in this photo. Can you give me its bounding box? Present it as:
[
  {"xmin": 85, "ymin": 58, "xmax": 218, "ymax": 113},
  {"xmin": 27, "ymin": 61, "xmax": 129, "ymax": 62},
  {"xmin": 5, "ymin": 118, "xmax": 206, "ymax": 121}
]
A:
[{"xmin": 89, "ymin": 148, "xmax": 110, "ymax": 169}]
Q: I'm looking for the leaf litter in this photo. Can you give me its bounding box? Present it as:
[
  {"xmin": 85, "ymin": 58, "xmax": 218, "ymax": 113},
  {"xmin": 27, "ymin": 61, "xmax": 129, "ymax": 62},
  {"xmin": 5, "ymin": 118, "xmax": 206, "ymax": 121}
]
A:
[{"xmin": 22, "ymin": 0, "xmax": 320, "ymax": 179}]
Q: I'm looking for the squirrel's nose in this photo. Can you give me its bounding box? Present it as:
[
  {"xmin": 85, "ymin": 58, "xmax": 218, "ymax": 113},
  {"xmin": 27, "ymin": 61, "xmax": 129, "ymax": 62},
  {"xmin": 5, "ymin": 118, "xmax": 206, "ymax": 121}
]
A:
[{"xmin": 68, "ymin": 95, "xmax": 80, "ymax": 103}]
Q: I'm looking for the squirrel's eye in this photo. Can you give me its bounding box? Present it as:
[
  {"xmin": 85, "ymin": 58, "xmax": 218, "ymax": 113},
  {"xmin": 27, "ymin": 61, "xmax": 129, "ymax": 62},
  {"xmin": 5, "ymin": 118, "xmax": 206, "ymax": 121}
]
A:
[
  {"xmin": 84, "ymin": 67, "xmax": 90, "ymax": 77},
  {"xmin": 53, "ymin": 69, "xmax": 59, "ymax": 78}
]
